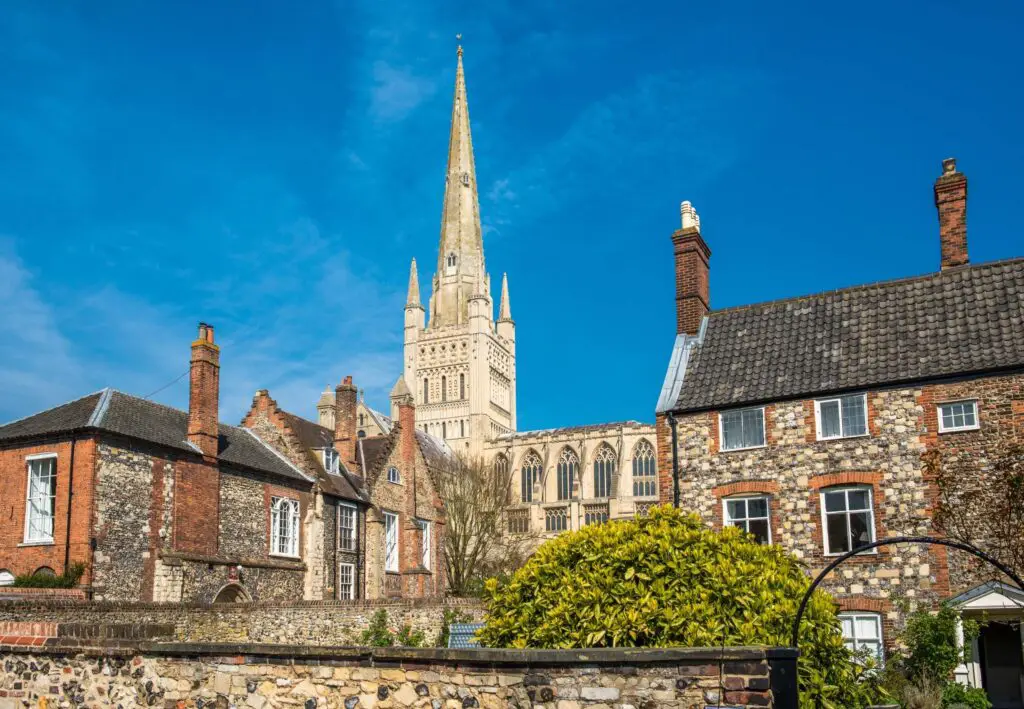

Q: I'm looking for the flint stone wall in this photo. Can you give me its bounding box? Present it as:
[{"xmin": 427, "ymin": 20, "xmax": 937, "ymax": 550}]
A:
[
  {"xmin": 0, "ymin": 642, "xmax": 790, "ymax": 709},
  {"xmin": 0, "ymin": 599, "xmax": 483, "ymax": 646}
]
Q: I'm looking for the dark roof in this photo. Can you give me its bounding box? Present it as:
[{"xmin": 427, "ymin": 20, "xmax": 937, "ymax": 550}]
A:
[
  {"xmin": 0, "ymin": 389, "xmax": 310, "ymax": 483},
  {"xmin": 357, "ymin": 430, "xmax": 454, "ymax": 477},
  {"xmin": 667, "ymin": 259, "xmax": 1024, "ymax": 413},
  {"xmin": 358, "ymin": 436, "xmax": 392, "ymax": 474},
  {"xmin": 277, "ymin": 410, "xmax": 367, "ymax": 502}
]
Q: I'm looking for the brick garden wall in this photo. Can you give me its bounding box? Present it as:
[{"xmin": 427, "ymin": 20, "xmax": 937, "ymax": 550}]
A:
[
  {"xmin": 0, "ymin": 598, "xmax": 484, "ymax": 647},
  {"xmin": 0, "ymin": 642, "xmax": 790, "ymax": 708}
]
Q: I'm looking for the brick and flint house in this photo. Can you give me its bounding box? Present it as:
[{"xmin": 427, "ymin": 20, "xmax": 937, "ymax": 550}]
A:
[
  {"xmin": 243, "ymin": 376, "xmax": 448, "ymax": 600},
  {"xmin": 655, "ymin": 160, "xmax": 1024, "ymax": 700},
  {"xmin": 0, "ymin": 323, "xmax": 447, "ymax": 603}
]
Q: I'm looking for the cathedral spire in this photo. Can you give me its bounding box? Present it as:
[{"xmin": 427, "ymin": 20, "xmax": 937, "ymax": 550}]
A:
[
  {"xmin": 498, "ymin": 273, "xmax": 512, "ymax": 321},
  {"xmin": 431, "ymin": 44, "xmax": 487, "ymax": 328},
  {"xmin": 406, "ymin": 258, "xmax": 421, "ymax": 307}
]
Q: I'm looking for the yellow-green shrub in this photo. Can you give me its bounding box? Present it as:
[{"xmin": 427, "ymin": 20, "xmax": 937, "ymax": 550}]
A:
[{"xmin": 480, "ymin": 506, "xmax": 886, "ymax": 708}]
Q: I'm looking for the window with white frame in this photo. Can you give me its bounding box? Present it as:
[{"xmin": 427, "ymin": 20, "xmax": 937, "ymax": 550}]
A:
[
  {"xmin": 632, "ymin": 440, "xmax": 657, "ymax": 497},
  {"xmin": 720, "ymin": 408, "xmax": 766, "ymax": 451},
  {"xmin": 339, "ymin": 503, "xmax": 357, "ymax": 551},
  {"xmin": 338, "ymin": 563, "xmax": 355, "ymax": 600},
  {"xmin": 383, "ymin": 511, "xmax": 399, "ymax": 572},
  {"xmin": 724, "ymin": 496, "xmax": 771, "ymax": 544},
  {"xmin": 25, "ymin": 454, "xmax": 57, "ymax": 543},
  {"xmin": 839, "ymin": 612, "xmax": 884, "ymax": 664},
  {"xmin": 822, "ymin": 486, "xmax": 875, "ymax": 555},
  {"xmin": 322, "ymin": 448, "xmax": 340, "ymax": 475},
  {"xmin": 938, "ymin": 400, "xmax": 979, "ymax": 433},
  {"xmin": 816, "ymin": 393, "xmax": 868, "ymax": 440},
  {"xmin": 387, "ymin": 466, "xmax": 401, "ymax": 484},
  {"xmin": 417, "ymin": 519, "xmax": 431, "ymax": 569},
  {"xmin": 270, "ymin": 497, "xmax": 300, "ymax": 557}
]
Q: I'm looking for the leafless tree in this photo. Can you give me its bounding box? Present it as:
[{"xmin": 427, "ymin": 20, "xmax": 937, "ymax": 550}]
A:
[
  {"xmin": 928, "ymin": 443, "xmax": 1024, "ymax": 580},
  {"xmin": 437, "ymin": 454, "xmax": 538, "ymax": 596}
]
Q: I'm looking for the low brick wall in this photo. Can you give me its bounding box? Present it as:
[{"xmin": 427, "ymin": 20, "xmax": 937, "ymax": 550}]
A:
[
  {"xmin": 0, "ymin": 598, "xmax": 484, "ymax": 646},
  {"xmin": 0, "ymin": 641, "xmax": 794, "ymax": 708}
]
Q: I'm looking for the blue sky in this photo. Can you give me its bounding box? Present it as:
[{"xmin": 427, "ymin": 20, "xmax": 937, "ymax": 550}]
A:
[{"xmin": 1, "ymin": 1, "xmax": 1022, "ymax": 429}]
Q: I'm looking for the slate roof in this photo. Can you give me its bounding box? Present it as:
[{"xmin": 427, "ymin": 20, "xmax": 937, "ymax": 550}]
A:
[
  {"xmin": 665, "ymin": 259, "xmax": 1024, "ymax": 413},
  {"xmin": 0, "ymin": 389, "xmax": 311, "ymax": 483},
  {"xmin": 276, "ymin": 410, "xmax": 367, "ymax": 502},
  {"xmin": 494, "ymin": 420, "xmax": 653, "ymax": 442}
]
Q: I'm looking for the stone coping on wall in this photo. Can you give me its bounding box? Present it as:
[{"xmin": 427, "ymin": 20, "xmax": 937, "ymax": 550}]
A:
[
  {"xmin": 0, "ymin": 595, "xmax": 482, "ymax": 610},
  {"xmin": 0, "ymin": 639, "xmax": 796, "ymax": 666}
]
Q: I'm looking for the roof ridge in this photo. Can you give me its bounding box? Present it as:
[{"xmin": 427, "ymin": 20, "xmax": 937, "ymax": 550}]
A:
[
  {"xmin": 279, "ymin": 407, "xmax": 332, "ymax": 434},
  {"xmin": 86, "ymin": 388, "xmax": 113, "ymax": 427},
  {"xmin": 708, "ymin": 256, "xmax": 1024, "ymax": 317}
]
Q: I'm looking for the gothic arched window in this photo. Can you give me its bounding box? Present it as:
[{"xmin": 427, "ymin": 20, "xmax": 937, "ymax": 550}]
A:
[
  {"xmin": 423, "ymin": 378, "xmax": 429, "ymax": 404},
  {"xmin": 442, "ymin": 422, "xmax": 447, "ymax": 439},
  {"xmin": 441, "ymin": 375, "xmax": 447, "ymax": 402},
  {"xmin": 521, "ymin": 451, "xmax": 541, "ymax": 503},
  {"xmin": 632, "ymin": 440, "xmax": 657, "ymax": 497},
  {"xmin": 460, "ymin": 420, "xmax": 465, "ymax": 437},
  {"xmin": 593, "ymin": 445, "xmax": 616, "ymax": 499},
  {"xmin": 459, "ymin": 373, "xmax": 465, "ymax": 399},
  {"xmin": 446, "ymin": 252, "xmax": 457, "ymax": 274},
  {"xmin": 556, "ymin": 448, "xmax": 578, "ymax": 501}
]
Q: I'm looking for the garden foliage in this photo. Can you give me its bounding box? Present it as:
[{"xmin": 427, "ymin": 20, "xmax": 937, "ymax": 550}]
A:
[{"xmin": 480, "ymin": 506, "xmax": 886, "ymax": 708}]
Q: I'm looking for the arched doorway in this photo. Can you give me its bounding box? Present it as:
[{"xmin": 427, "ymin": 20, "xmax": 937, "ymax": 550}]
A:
[{"xmin": 212, "ymin": 584, "xmax": 250, "ymax": 604}]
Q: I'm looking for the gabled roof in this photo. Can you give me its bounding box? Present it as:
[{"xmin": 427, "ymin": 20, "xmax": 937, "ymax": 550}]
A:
[
  {"xmin": 948, "ymin": 580, "xmax": 1024, "ymax": 611},
  {"xmin": 0, "ymin": 389, "xmax": 311, "ymax": 483},
  {"xmin": 275, "ymin": 410, "xmax": 367, "ymax": 502},
  {"xmin": 662, "ymin": 259, "xmax": 1024, "ymax": 414},
  {"xmin": 364, "ymin": 405, "xmax": 393, "ymax": 434}
]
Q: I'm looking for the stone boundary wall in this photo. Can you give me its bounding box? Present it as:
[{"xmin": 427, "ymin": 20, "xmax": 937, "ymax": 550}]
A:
[
  {"xmin": 0, "ymin": 588, "xmax": 86, "ymax": 601},
  {"xmin": 0, "ymin": 598, "xmax": 484, "ymax": 646},
  {"xmin": 0, "ymin": 641, "xmax": 793, "ymax": 708}
]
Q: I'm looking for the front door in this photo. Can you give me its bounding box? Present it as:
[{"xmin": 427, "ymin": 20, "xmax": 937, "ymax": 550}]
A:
[{"xmin": 981, "ymin": 621, "xmax": 1024, "ymax": 709}]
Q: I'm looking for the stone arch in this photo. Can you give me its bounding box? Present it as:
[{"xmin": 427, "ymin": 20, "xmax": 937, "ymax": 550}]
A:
[{"xmin": 213, "ymin": 583, "xmax": 251, "ymax": 604}]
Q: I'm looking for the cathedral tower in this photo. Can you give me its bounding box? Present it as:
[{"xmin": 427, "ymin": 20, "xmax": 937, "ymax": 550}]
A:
[{"xmin": 402, "ymin": 46, "xmax": 517, "ymax": 453}]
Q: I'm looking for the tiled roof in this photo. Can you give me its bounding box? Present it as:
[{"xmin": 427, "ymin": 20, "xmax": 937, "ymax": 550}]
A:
[
  {"xmin": 0, "ymin": 389, "xmax": 311, "ymax": 483},
  {"xmin": 277, "ymin": 410, "xmax": 367, "ymax": 502},
  {"xmin": 666, "ymin": 259, "xmax": 1024, "ymax": 413}
]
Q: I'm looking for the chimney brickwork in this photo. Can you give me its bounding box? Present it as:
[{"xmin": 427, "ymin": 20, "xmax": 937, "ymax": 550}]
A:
[
  {"xmin": 334, "ymin": 376, "xmax": 358, "ymax": 470},
  {"xmin": 187, "ymin": 323, "xmax": 220, "ymax": 458},
  {"xmin": 673, "ymin": 202, "xmax": 711, "ymax": 337},
  {"xmin": 934, "ymin": 158, "xmax": 968, "ymax": 270}
]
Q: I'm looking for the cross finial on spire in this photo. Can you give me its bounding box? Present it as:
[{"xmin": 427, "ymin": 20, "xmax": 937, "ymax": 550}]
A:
[{"xmin": 456, "ymin": 34, "xmax": 463, "ymax": 57}]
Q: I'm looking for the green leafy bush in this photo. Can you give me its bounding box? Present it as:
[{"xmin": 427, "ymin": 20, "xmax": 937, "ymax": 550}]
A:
[
  {"xmin": 12, "ymin": 562, "xmax": 86, "ymax": 589},
  {"xmin": 900, "ymin": 604, "xmax": 978, "ymax": 684},
  {"xmin": 358, "ymin": 609, "xmax": 425, "ymax": 648},
  {"xmin": 941, "ymin": 682, "xmax": 992, "ymax": 709},
  {"xmin": 480, "ymin": 506, "xmax": 886, "ymax": 709}
]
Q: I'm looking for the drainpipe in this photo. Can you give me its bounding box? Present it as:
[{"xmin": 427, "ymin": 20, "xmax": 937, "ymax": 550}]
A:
[
  {"xmin": 63, "ymin": 436, "xmax": 77, "ymax": 573},
  {"xmin": 668, "ymin": 413, "xmax": 680, "ymax": 508}
]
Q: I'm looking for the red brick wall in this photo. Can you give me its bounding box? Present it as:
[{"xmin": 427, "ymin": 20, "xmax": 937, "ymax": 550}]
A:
[
  {"xmin": 933, "ymin": 159, "xmax": 968, "ymax": 270},
  {"xmin": 672, "ymin": 228, "xmax": 711, "ymax": 336},
  {"xmin": 187, "ymin": 324, "xmax": 220, "ymax": 458},
  {"xmin": 0, "ymin": 437, "xmax": 97, "ymax": 582},
  {"xmin": 173, "ymin": 459, "xmax": 219, "ymax": 555},
  {"xmin": 334, "ymin": 377, "xmax": 358, "ymax": 470}
]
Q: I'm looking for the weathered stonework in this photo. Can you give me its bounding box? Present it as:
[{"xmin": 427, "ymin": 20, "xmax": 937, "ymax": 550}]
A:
[
  {"xmin": 658, "ymin": 372, "xmax": 1024, "ymax": 645},
  {"xmin": 0, "ymin": 599, "xmax": 484, "ymax": 646},
  {"xmin": 0, "ymin": 643, "xmax": 788, "ymax": 709}
]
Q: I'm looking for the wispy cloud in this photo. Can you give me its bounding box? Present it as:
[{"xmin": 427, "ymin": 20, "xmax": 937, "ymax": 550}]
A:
[{"xmin": 370, "ymin": 60, "xmax": 437, "ymax": 123}]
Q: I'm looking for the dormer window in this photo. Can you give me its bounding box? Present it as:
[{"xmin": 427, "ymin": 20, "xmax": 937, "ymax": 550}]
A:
[
  {"xmin": 446, "ymin": 252, "xmax": 457, "ymax": 274},
  {"xmin": 322, "ymin": 448, "xmax": 340, "ymax": 475}
]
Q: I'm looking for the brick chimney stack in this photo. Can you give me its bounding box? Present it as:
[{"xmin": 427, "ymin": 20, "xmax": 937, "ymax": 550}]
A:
[
  {"xmin": 389, "ymin": 377, "xmax": 416, "ymax": 471},
  {"xmin": 673, "ymin": 201, "xmax": 711, "ymax": 336},
  {"xmin": 187, "ymin": 322, "xmax": 220, "ymax": 458},
  {"xmin": 934, "ymin": 157, "xmax": 968, "ymax": 270},
  {"xmin": 334, "ymin": 376, "xmax": 358, "ymax": 470}
]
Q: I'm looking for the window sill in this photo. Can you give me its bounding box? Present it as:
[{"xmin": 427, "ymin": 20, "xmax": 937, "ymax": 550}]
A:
[
  {"xmin": 269, "ymin": 552, "xmax": 301, "ymax": 560},
  {"xmin": 19, "ymin": 540, "xmax": 55, "ymax": 547},
  {"xmin": 720, "ymin": 444, "xmax": 767, "ymax": 453},
  {"xmin": 816, "ymin": 433, "xmax": 870, "ymax": 443},
  {"xmin": 938, "ymin": 425, "xmax": 980, "ymax": 434},
  {"xmin": 824, "ymin": 549, "xmax": 879, "ymax": 558}
]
